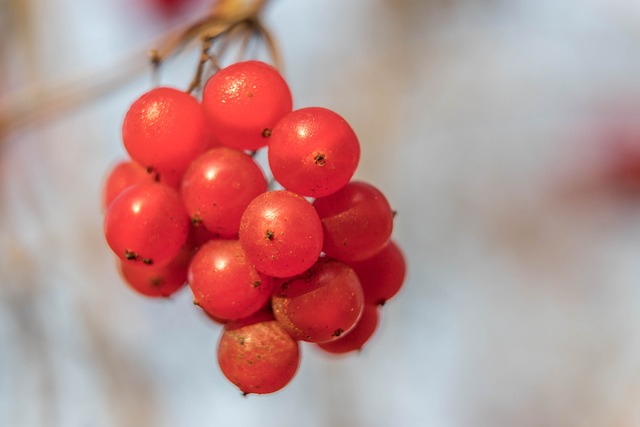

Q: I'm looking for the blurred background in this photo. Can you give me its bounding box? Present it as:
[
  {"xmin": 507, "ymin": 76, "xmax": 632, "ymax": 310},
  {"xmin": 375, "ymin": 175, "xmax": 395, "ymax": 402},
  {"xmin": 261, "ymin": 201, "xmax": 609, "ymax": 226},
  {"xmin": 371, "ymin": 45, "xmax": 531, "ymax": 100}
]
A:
[{"xmin": 3, "ymin": 0, "xmax": 640, "ymax": 426}]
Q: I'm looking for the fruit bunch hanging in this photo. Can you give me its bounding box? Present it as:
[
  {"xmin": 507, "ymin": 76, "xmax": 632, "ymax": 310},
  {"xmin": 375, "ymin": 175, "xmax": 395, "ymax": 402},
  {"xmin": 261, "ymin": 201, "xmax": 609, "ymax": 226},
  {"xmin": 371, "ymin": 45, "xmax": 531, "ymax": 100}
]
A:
[{"xmin": 102, "ymin": 1, "xmax": 406, "ymax": 395}]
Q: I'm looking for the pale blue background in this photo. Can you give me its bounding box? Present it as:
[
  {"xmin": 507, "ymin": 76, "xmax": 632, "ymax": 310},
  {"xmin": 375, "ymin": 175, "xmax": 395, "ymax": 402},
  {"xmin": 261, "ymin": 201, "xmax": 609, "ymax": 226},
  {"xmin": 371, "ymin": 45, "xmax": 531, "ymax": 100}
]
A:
[{"xmin": 2, "ymin": 0, "xmax": 640, "ymax": 426}]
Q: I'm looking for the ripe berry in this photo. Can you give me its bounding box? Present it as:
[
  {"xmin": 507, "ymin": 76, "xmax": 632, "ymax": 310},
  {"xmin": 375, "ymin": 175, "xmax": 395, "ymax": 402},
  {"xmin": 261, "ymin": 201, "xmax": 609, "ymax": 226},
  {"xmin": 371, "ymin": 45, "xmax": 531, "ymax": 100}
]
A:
[
  {"xmin": 118, "ymin": 245, "xmax": 191, "ymax": 297},
  {"xmin": 239, "ymin": 190, "xmax": 323, "ymax": 278},
  {"xmin": 188, "ymin": 239, "xmax": 273, "ymax": 321},
  {"xmin": 202, "ymin": 60, "xmax": 292, "ymax": 150},
  {"xmin": 122, "ymin": 87, "xmax": 209, "ymax": 186},
  {"xmin": 317, "ymin": 304, "xmax": 379, "ymax": 354},
  {"xmin": 268, "ymin": 107, "xmax": 360, "ymax": 197},
  {"xmin": 218, "ymin": 311, "xmax": 300, "ymax": 395},
  {"xmin": 347, "ymin": 240, "xmax": 406, "ymax": 305},
  {"xmin": 313, "ymin": 181, "xmax": 394, "ymax": 262},
  {"xmin": 271, "ymin": 258, "xmax": 365, "ymax": 343},
  {"xmin": 102, "ymin": 160, "xmax": 153, "ymax": 209},
  {"xmin": 104, "ymin": 182, "xmax": 190, "ymax": 267},
  {"xmin": 181, "ymin": 147, "xmax": 267, "ymax": 237}
]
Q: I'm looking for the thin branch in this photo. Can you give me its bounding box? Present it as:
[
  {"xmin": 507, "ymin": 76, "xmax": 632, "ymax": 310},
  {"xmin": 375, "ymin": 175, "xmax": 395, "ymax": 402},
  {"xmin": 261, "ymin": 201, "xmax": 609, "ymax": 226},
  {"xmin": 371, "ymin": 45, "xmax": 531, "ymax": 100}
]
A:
[
  {"xmin": 0, "ymin": 49, "xmax": 149, "ymax": 141},
  {"xmin": 186, "ymin": 38, "xmax": 214, "ymax": 94},
  {"xmin": 0, "ymin": 0, "xmax": 274, "ymax": 142}
]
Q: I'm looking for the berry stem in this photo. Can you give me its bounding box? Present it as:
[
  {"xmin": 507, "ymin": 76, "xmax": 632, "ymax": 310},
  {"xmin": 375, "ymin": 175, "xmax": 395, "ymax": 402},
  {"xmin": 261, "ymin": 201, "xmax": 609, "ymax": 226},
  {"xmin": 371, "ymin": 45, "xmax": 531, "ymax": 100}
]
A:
[
  {"xmin": 150, "ymin": 0, "xmax": 277, "ymax": 69},
  {"xmin": 186, "ymin": 38, "xmax": 215, "ymax": 94}
]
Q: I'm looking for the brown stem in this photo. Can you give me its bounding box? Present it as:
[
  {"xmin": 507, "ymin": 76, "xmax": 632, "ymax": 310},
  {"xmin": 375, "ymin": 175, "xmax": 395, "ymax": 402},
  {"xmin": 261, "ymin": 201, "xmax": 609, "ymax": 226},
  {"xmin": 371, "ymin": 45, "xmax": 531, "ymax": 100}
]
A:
[
  {"xmin": 152, "ymin": 0, "xmax": 271, "ymax": 66},
  {"xmin": 186, "ymin": 38, "xmax": 214, "ymax": 94}
]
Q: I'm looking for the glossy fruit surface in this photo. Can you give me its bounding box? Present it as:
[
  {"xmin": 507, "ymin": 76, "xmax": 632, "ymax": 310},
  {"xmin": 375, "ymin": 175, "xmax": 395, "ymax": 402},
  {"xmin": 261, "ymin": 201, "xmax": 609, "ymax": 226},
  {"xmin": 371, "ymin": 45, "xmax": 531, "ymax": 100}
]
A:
[
  {"xmin": 181, "ymin": 147, "xmax": 267, "ymax": 237},
  {"xmin": 347, "ymin": 240, "xmax": 406, "ymax": 305},
  {"xmin": 268, "ymin": 107, "xmax": 360, "ymax": 197},
  {"xmin": 102, "ymin": 160, "xmax": 152, "ymax": 209},
  {"xmin": 118, "ymin": 245, "xmax": 190, "ymax": 297},
  {"xmin": 239, "ymin": 190, "xmax": 323, "ymax": 277},
  {"xmin": 272, "ymin": 258, "xmax": 365, "ymax": 343},
  {"xmin": 202, "ymin": 61, "xmax": 292, "ymax": 150},
  {"xmin": 313, "ymin": 181, "xmax": 394, "ymax": 262},
  {"xmin": 104, "ymin": 182, "xmax": 190, "ymax": 267},
  {"xmin": 188, "ymin": 239, "xmax": 273, "ymax": 320},
  {"xmin": 122, "ymin": 87, "xmax": 209, "ymax": 184},
  {"xmin": 317, "ymin": 304, "xmax": 379, "ymax": 354}
]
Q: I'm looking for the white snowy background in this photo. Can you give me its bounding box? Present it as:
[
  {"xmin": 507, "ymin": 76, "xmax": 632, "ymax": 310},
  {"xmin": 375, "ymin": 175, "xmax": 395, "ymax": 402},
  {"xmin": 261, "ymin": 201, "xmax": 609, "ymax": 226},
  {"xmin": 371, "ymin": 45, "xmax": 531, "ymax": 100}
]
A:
[{"xmin": 2, "ymin": 0, "xmax": 640, "ymax": 426}]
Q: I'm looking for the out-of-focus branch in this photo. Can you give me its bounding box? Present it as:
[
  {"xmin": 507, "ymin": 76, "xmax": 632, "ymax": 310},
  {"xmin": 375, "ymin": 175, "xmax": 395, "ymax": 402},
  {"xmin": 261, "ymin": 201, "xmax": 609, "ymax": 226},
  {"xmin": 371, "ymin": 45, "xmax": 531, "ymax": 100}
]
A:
[
  {"xmin": 0, "ymin": 0, "xmax": 273, "ymax": 142},
  {"xmin": 0, "ymin": 51, "xmax": 149, "ymax": 141}
]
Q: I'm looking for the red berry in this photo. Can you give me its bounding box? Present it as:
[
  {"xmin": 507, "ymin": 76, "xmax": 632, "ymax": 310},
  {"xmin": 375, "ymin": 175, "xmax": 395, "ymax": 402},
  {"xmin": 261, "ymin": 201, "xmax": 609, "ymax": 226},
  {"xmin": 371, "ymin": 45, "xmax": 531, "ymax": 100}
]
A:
[
  {"xmin": 186, "ymin": 222, "xmax": 223, "ymax": 250},
  {"xmin": 218, "ymin": 311, "xmax": 300, "ymax": 395},
  {"xmin": 239, "ymin": 190, "xmax": 323, "ymax": 278},
  {"xmin": 313, "ymin": 181, "xmax": 394, "ymax": 262},
  {"xmin": 118, "ymin": 246, "xmax": 191, "ymax": 297},
  {"xmin": 122, "ymin": 87, "xmax": 209, "ymax": 185},
  {"xmin": 102, "ymin": 160, "xmax": 153, "ymax": 209},
  {"xmin": 271, "ymin": 258, "xmax": 365, "ymax": 343},
  {"xmin": 347, "ymin": 240, "xmax": 406, "ymax": 305},
  {"xmin": 317, "ymin": 304, "xmax": 379, "ymax": 354},
  {"xmin": 202, "ymin": 61, "xmax": 292, "ymax": 150},
  {"xmin": 268, "ymin": 107, "xmax": 360, "ymax": 197},
  {"xmin": 188, "ymin": 240, "xmax": 273, "ymax": 321},
  {"xmin": 104, "ymin": 182, "xmax": 190, "ymax": 267},
  {"xmin": 181, "ymin": 147, "xmax": 267, "ymax": 237}
]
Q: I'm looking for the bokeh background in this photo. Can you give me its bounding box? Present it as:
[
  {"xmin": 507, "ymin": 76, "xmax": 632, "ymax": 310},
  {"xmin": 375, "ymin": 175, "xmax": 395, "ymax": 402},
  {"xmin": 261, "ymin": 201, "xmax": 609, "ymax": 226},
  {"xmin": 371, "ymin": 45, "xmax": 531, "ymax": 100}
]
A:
[{"xmin": 3, "ymin": 0, "xmax": 640, "ymax": 426}]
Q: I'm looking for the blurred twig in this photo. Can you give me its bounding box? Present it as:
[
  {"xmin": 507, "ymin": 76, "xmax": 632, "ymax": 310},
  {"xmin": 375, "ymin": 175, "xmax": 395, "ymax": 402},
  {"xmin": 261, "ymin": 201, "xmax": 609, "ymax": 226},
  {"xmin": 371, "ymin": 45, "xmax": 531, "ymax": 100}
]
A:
[
  {"xmin": 0, "ymin": 0, "xmax": 274, "ymax": 142},
  {"xmin": 0, "ymin": 52, "xmax": 149, "ymax": 141}
]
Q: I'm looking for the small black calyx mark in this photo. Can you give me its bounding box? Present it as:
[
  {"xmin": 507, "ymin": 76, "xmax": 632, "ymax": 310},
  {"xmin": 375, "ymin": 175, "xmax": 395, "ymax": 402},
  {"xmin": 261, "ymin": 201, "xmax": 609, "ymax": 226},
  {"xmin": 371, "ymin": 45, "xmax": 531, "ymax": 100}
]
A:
[
  {"xmin": 262, "ymin": 128, "xmax": 272, "ymax": 138},
  {"xmin": 265, "ymin": 229, "xmax": 275, "ymax": 241},
  {"xmin": 146, "ymin": 166, "xmax": 160, "ymax": 182},
  {"xmin": 150, "ymin": 276, "xmax": 164, "ymax": 287},
  {"xmin": 313, "ymin": 153, "xmax": 326, "ymax": 166},
  {"xmin": 332, "ymin": 328, "xmax": 344, "ymax": 338}
]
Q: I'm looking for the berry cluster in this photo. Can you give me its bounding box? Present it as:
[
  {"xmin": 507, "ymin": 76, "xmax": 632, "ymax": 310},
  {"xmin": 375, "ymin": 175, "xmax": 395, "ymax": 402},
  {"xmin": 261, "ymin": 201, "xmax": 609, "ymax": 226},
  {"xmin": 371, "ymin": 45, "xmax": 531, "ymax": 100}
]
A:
[{"xmin": 102, "ymin": 60, "xmax": 407, "ymax": 395}]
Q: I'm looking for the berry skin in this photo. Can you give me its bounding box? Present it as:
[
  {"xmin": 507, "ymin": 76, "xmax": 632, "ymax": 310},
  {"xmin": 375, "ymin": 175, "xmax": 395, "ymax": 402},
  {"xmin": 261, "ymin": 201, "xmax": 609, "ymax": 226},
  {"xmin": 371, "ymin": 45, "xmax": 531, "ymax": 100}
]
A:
[
  {"xmin": 239, "ymin": 190, "xmax": 323, "ymax": 278},
  {"xmin": 268, "ymin": 107, "xmax": 360, "ymax": 197},
  {"xmin": 102, "ymin": 160, "xmax": 153, "ymax": 209},
  {"xmin": 271, "ymin": 258, "xmax": 365, "ymax": 343},
  {"xmin": 313, "ymin": 181, "xmax": 394, "ymax": 262},
  {"xmin": 122, "ymin": 87, "xmax": 209, "ymax": 185},
  {"xmin": 118, "ymin": 245, "xmax": 191, "ymax": 297},
  {"xmin": 347, "ymin": 240, "xmax": 406, "ymax": 306},
  {"xmin": 104, "ymin": 182, "xmax": 190, "ymax": 267},
  {"xmin": 181, "ymin": 147, "xmax": 267, "ymax": 237},
  {"xmin": 188, "ymin": 239, "xmax": 273, "ymax": 321},
  {"xmin": 317, "ymin": 304, "xmax": 379, "ymax": 354},
  {"xmin": 218, "ymin": 311, "xmax": 300, "ymax": 395},
  {"xmin": 202, "ymin": 60, "xmax": 292, "ymax": 150}
]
